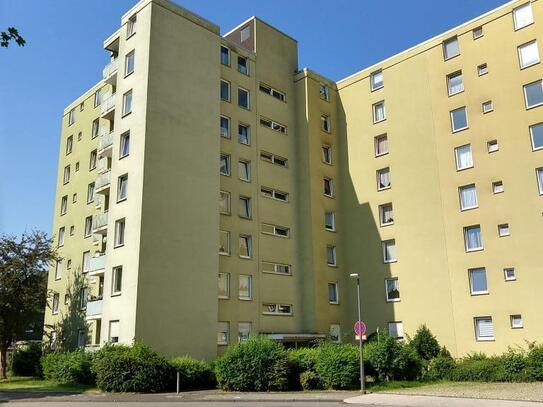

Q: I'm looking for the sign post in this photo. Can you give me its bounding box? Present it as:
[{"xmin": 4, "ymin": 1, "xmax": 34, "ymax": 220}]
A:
[{"xmin": 351, "ymin": 274, "xmax": 366, "ymax": 393}]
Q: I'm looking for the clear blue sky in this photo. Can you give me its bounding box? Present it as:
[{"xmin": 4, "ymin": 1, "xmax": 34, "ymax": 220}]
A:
[{"xmin": 0, "ymin": 0, "xmax": 509, "ymax": 236}]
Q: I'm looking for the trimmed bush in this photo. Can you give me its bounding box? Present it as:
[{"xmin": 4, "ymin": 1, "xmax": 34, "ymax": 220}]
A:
[
  {"xmin": 500, "ymin": 349, "xmax": 529, "ymax": 382},
  {"xmin": 364, "ymin": 334, "xmax": 401, "ymax": 381},
  {"xmin": 170, "ymin": 356, "xmax": 215, "ymax": 390},
  {"xmin": 426, "ymin": 354, "xmax": 456, "ymax": 380},
  {"xmin": 449, "ymin": 354, "xmax": 503, "ymax": 382},
  {"xmin": 526, "ymin": 344, "xmax": 543, "ymax": 381},
  {"xmin": 41, "ymin": 350, "xmax": 94, "ymax": 384},
  {"xmin": 411, "ymin": 325, "xmax": 440, "ymax": 361},
  {"xmin": 394, "ymin": 343, "xmax": 423, "ymax": 381},
  {"xmin": 300, "ymin": 370, "xmax": 321, "ymax": 390},
  {"xmin": 315, "ymin": 343, "xmax": 359, "ymax": 390},
  {"xmin": 11, "ymin": 343, "xmax": 42, "ymax": 377},
  {"xmin": 287, "ymin": 347, "xmax": 320, "ymax": 389},
  {"xmin": 91, "ymin": 342, "xmax": 174, "ymax": 392},
  {"xmin": 215, "ymin": 336, "xmax": 289, "ymax": 391}
]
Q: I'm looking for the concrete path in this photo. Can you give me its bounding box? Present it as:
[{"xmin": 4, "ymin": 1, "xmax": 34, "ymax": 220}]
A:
[{"xmin": 345, "ymin": 393, "xmax": 543, "ymax": 406}]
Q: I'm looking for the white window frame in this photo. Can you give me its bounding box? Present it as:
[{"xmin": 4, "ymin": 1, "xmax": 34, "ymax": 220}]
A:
[
  {"xmin": 492, "ymin": 181, "xmax": 504, "ymax": 194},
  {"xmin": 238, "ymin": 274, "xmax": 252, "ymax": 300},
  {"xmin": 218, "ymin": 272, "xmax": 230, "ymax": 299},
  {"xmin": 220, "ymin": 153, "xmax": 231, "ymax": 176},
  {"xmin": 260, "ymin": 151, "xmax": 288, "ymax": 167},
  {"xmin": 126, "ymin": 14, "xmax": 136, "ymax": 38},
  {"xmin": 125, "ymin": 50, "xmax": 135, "ymax": 77},
  {"xmin": 108, "ymin": 320, "xmax": 120, "ymax": 343},
  {"xmin": 375, "ymin": 134, "xmax": 388, "ymax": 156},
  {"xmin": 260, "ymin": 117, "xmax": 287, "ymax": 134},
  {"xmin": 60, "ymin": 195, "xmax": 68, "ymax": 215},
  {"xmin": 220, "ymin": 115, "xmax": 230, "ymax": 139},
  {"xmin": 239, "ymin": 234, "xmax": 252, "ymax": 258},
  {"xmin": 518, "ymin": 40, "xmax": 540, "ymax": 69},
  {"xmin": 504, "ymin": 267, "xmax": 516, "ymax": 281},
  {"xmin": 328, "ymin": 282, "xmax": 339, "ymax": 304},
  {"xmin": 324, "ymin": 177, "xmax": 334, "ymax": 197},
  {"xmin": 219, "ymin": 230, "xmax": 231, "ymax": 256},
  {"xmin": 238, "ymin": 87, "xmax": 250, "ymax": 109},
  {"xmin": 455, "ymin": 144, "xmax": 473, "ymax": 170},
  {"xmin": 238, "ymin": 123, "xmax": 250, "ymax": 145},
  {"xmin": 477, "ymin": 63, "xmax": 488, "ymax": 76},
  {"xmin": 120, "ymin": 131, "xmax": 130, "ymax": 158},
  {"xmin": 371, "ymin": 70, "xmax": 384, "ymax": 91},
  {"xmin": 219, "ymin": 190, "xmax": 231, "ymax": 215},
  {"xmin": 55, "ymin": 260, "xmax": 62, "ymax": 280},
  {"xmin": 322, "ymin": 144, "xmax": 332, "ymax": 164},
  {"xmin": 238, "ymin": 159, "xmax": 251, "ymax": 182},
  {"xmin": 52, "ymin": 293, "xmax": 60, "ymax": 314},
  {"xmin": 58, "ymin": 227, "xmax": 65, "ymax": 247},
  {"xmin": 511, "ymin": 315, "xmax": 524, "ymax": 329},
  {"xmin": 319, "ymin": 84, "xmax": 330, "ymax": 101},
  {"xmin": 259, "ymin": 83, "xmax": 285, "ymax": 102},
  {"xmin": 487, "ymin": 140, "xmax": 499, "ymax": 153},
  {"xmin": 117, "ymin": 174, "xmax": 128, "ymax": 202},
  {"xmin": 220, "ymin": 79, "xmax": 230, "ymax": 102},
  {"xmin": 326, "ymin": 245, "xmax": 337, "ymax": 266},
  {"xmin": 524, "ymin": 80, "xmax": 543, "ymax": 109},
  {"xmin": 373, "ymin": 101, "xmax": 386, "ymax": 123},
  {"xmin": 261, "ymin": 186, "xmax": 289, "ymax": 202},
  {"xmin": 498, "ymin": 223, "xmax": 510, "ymax": 237},
  {"xmin": 469, "ymin": 268, "xmax": 488, "ymax": 295},
  {"xmin": 382, "ymin": 239, "xmax": 397, "ymax": 263},
  {"xmin": 84, "ymin": 216, "xmax": 93, "ymax": 238},
  {"xmin": 482, "ymin": 101, "xmax": 494, "ymax": 113},
  {"xmin": 238, "ymin": 322, "xmax": 251, "ymax": 342},
  {"xmin": 450, "ymin": 106, "xmax": 468, "ymax": 132},
  {"xmin": 261, "ymin": 223, "xmax": 290, "ymax": 238},
  {"xmin": 122, "ymin": 89, "xmax": 133, "ymax": 116},
  {"xmin": 385, "ymin": 278, "xmax": 400, "ymax": 302},
  {"xmin": 443, "ymin": 36, "xmax": 460, "ymax": 60},
  {"xmin": 262, "ymin": 303, "xmax": 293, "ymax": 316},
  {"xmin": 114, "ymin": 218, "xmax": 126, "ymax": 248},
  {"xmin": 530, "ymin": 123, "xmax": 543, "ymax": 151},
  {"xmin": 330, "ymin": 324, "xmax": 341, "ymax": 343},
  {"xmin": 379, "ymin": 203, "xmax": 394, "ymax": 226},
  {"xmin": 220, "ymin": 45, "xmax": 230, "ymax": 66},
  {"xmin": 513, "ymin": 2, "xmax": 534, "ymax": 31},
  {"xmin": 472, "ymin": 26, "xmax": 484, "ymax": 39},
  {"xmin": 537, "ymin": 168, "xmax": 543, "ymax": 195},
  {"xmin": 218, "ymin": 322, "xmax": 229, "ymax": 345},
  {"xmin": 325, "ymin": 211, "xmax": 336, "ymax": 231},
  {"xmin": 321, "ymin": 114, "xmax": 331, "ymax": 133},
  {"xmin": 377, "ymin": 167, "xmax": 391, "ymax": 190},
  {"xmin": 474, "ymin": 317, "xmax": 495, "ymax": 341},
  {"xmin": 262, "ymin": 261, "xmax": 291, "ymax": 276},
  {"xmin": 112, "ymin": 266, "xmax": 123, "ymax": 295},
  {"xmin": 447, "ymin": 71, "xmax": 464, "ymax": 96},
  {"xmin": 464, "ymin": 225, "xmax": 483, "ymax": 252},
  {"xmin": 388, "ymin": 321, "xmax": 404, "ymax": 339},
  {"xmin": 459, "ymin": 184, "xmax": 478, "ymax": 211}
]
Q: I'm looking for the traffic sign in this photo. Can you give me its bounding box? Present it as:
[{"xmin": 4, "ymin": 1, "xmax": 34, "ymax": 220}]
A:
[{"xmin": 354, "ymin": 321, "xmax": 366, "ymax": 336}]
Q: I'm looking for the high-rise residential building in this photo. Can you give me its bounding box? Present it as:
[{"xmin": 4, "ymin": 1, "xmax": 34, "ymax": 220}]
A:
[{"xmin": 45, "ymin": 0, "xmax": 543, "ymax": 358}]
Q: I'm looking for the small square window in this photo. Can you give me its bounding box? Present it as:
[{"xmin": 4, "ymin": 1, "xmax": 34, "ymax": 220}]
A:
[
  {"xmin": 472, "ymin": 26, "xmax": 484, "ymax": 39},
  {"xmin": 504, "ymin": 268, "xmax": 516, "ymax": 281},
  {"xmin": 492, "ymin": 181, "xmax": 504, "ymax": 194},
  {"xmin": 487, "ymin": 140, "xmax": 499, "ymax": 153},
  {"xmin": 443, "ymin": 36, "xmax": 460, "ymax": 60},
  {"xmin": 375, "ymin": 134, "xmax": 388, "ymax": 156},
  {"xmin": 373, "ymin": 101, "xmax": 386, "ymax": 123},
  {"xmin": 371, "ymin": 70, "xmax": 383, "ymax": 91},
  {"xmin": 477, "ymin": 63, "xmax": 488, "ymax": 76},
  {"xmin": 511, "ymin": 315, "xmax": 523, "ymax": 329},
  {"xmin": 482, "ymin": 101, "xmax": 494, "ymax": 113},
  {"xmin": 498, "ymin": 223, "xmax": 510, "ymax": 237}
]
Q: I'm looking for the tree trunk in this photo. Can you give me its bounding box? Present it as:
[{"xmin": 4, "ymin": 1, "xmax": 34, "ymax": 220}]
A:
[{"xmin": 0, "ymin": 345, "xmax": 7, "ymax": 380}]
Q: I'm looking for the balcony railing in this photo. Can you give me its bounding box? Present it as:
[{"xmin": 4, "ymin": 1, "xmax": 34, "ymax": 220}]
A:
[
  {"xmin": 97, "ymin": 157, "xmax": 108, "ymax": 173},
  {"xmin": 98, "ymin": 131, "xmax": 113, "ymax": 152},
  {"xmin": 101, "ymin": 93, "xmax": 116, "ymax": 117},
  {"xmin": 92, "ymin": 233, "xmax": 103, "ymax": 245},
  {"xmin": 92, "ymin": 211, "xmax": 108, "ymax": 232},
  {"xmin": 95, "ymin": 170, "xmax": 111, "ymax": 191},
  {"xmin": 86, "ymin": 299, "xmax": 103, "ymax": 319},
  {"xmin": 89, "ymin": 253, "xmax": 106, "ymax": 274},
  {"xmin": 102, "ymin": 58, "xmax": 118, "ymax": 80}
]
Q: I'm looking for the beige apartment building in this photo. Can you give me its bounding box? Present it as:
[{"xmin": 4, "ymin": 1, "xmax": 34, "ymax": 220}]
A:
[{"xmin": 45, "ymin": 0, "xmax": 543, "ymax": 359}]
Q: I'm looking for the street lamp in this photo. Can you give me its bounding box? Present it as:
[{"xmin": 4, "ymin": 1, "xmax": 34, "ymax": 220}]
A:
[{"xmin": 350, "ymin": 273, "xmax": 365, "ymax": 392}]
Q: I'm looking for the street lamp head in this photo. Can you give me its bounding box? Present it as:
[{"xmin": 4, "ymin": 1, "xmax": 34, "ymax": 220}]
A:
[{"xmin": 349, "ymin": 273, "xmax": 359, "ymax": 278}]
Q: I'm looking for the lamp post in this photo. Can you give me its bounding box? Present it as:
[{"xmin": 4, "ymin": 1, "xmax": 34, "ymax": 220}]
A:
[{"xmin": 350, "ymin": 273, "xmax": 365, "ymax": 392}]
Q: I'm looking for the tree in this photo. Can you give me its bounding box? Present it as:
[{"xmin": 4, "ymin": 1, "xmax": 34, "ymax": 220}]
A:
[
  {"xmin": 1, "ymin": 27, "xmax": 25, "ymax": 48},
  {"xmin": 411, "ymin": 324, "xmax": 441, "ymax": 361},
  {"xmin": 0, "ymin": 231, "xmax": 57, "ymax": 379}
]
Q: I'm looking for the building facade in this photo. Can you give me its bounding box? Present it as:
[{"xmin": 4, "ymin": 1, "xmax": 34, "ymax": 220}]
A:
[{"xmin": 45, "ymin": 0, "xmax": 543, "ymax": 358}]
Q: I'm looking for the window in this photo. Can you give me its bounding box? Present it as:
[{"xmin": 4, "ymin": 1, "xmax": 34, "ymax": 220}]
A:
[
  {"xmin": 240, "ymin": 26, "xmax": 250, "ymax": 42},
  {"xmin": 321, "ymin": 114, "xmax": 331, "ymax": 132},
  {"xmin": 320, "ymin": 84, "xmax": 330, "ymax": 101},
  {"xmin": 325, "ymin": 211, "xmax": 336, "ymax": 231},
  {"xmin": 447, "ymin": 71, "xmax": 464, "ymax": 95},
  {"xmin": 373, "ymin": 101, "xmax": 386, "ymax": 123},
  {"xmin": 524, "ymin": 80, "xmax": 543, "ymax": 108},
  {"xmin": 220, "ymin": 80, "xmax": 230, "ymax": 101},
  {"xmin": 66, "ymin": 135, "xmax": 73, "ymax": 155},
  {"xmin": 443, "ymin": 36, "xmax": 460, "ymax": 60},
  {"xmin": 77, "ymin": 329, "xmax": 86, "ymax": 348},
  {"xmin": 475, "ymin": 317, "xmax": 494, "ymax": 341},
  {"xmin": 537, "ymin": 168, "xmax": 543, "ymax": 194},
  {"xmin": 262, "ymin": 303, "xmax": 292, "ymax": 315},
  {"xmin": 518, "ymin": 41, "xmax": 540, "ymax": 68},
  {"xmin": 455, "ymin": 144, "xmax": 473, "ymax": 170},
  {"xmin": 385, "ymin": 278, "xmax": 400, "ymax": 302},
  {"xmin": 127, "ymin": 14, "xmax": 136, "ymax": 37},
  {"xmin": 324, "ymin": 177, "xmax": 334, "ymax": 197},
  {"xmin": 111, "ymin": 266, "xmax": 122, "ymax": 295},
  {"xmin": 261, "ymin": 151, "xmax": 288, "ymax": 167},
  {"xmin": 52, "ymin": 293, "xmax": 60, "ymax": 314},
  {"xmin": 219, "ymin": 230, "xmax": 230, "ymax": 255},
  {"xmin": 87, "ymin": 183, "xmax": 95, "ymax": 204},
  {"xmin": 72, "ymin": 193, "xmax": 77, "ymax": 203},
  {"xmin": 239, "ymin": 197, "xmax": 251, "ymax": 219},
  {"xmin": 238, "ymin": 88, "xmax": 250, "ymax": 109},
  {"xmin": 84, "ymin": 216, "xmax": 92, "ymax": 238},
  {"xmin": 477, "ymin": 63, "xmax": 488, "ymax": 76},
  {"xmin": 68, "ymin": 108, "xmax": 75, "ymax": 126},
  {"xmin": 238, "ymin": 56, "xmax": 249, "ymax": 75},
  {"xmin": 220, "ymin": 153, "xmax": 230, "ymax": 176},
  {"xmin": 493, "ymin": 181, "xmax": 504, "ymax": 194},
  {"xmin": 218, "ymin": 322, "xmax": 229, "ymax": 345},
  {"xmin": 498, "ymin": 223, "xmax": 510, "ymax": 237},
  {"xmin": 55, "ymin": 260, "xmax": 62, "ymax": 280},
  {"xmin": 238, "ymin": 322, "xmax": 251, "ymax": 342},
  {"xmin": 114, "ymin": 218, "xmax": 125, "ymax": 247},
  {"xmin": 108, "ymin": 320, "xmax": 120, "ymax": 343},
  {"xmin": 122, "ymin": 90, "xmax": 132, "ymax": 116},
  {"xmin": 487, "ymin": 140, "xmax": 499, "ymax": 153},
  {"xmin": 511, "ymin": 315, "xmax": 524, "ymax": 329},
  {"xmin": 469, "ymin": 268, "xmax": 488, "ymax": 295},
  {"xmin": 261, "ymin": 187, "xmax": 288, "ymax": 202},
  {"xmin": 259, "ymin": 83, "xmax": 285, "ymax": 101},
  {"xmin": 94, "ymin": 89, "xmax": 101, "ymax": 107},
  {"xmin": 261, "ymin": 223, "xmax": 290, "ymax": 238},
  {"xmin": 89, "ymin": 150, "xmax": 98, "ymax": 171},
  {"xmin": 330, "ymin": 324, "xmax": 341, "ymax": 343},
  {"xmin": 529, "ymin": 123, "xmax": 543, "ymax": 150},
  {"xmin": 218, "ymin": 273, "xmax": 230, "ymax": 298},
  {"xmin": 382, "ymin": 239, "xmax": 397, "ymax": 263},
  {"xmin": 82, "ymin": 251, "xmax": 90, "ymax": 273},
  {"xmin": 220, "ymin": 46, "xmax": 230, "ymax": 66},
  {"xmin": 63, "ymin": 165, "xmax": 70, "ymax": 184},
  {"xmin": 117, "ymin": 174, "xmax": 128, "ymax": 202},
  {"xmin": 238, "ymin": 160, "xmax": 251, "ymax": 182},
  {"xmin": 450, "ymin": 107, "xmax": 468, "ymax": 132},
  {"xmin": 125, "ymin": 50, "xmax": 135, "ymax": 76},
  {"xmin": 260, "ymin": 117, "xmax": 287, "ymax": 134},
  {"xmin": 473, "ymin": 26, "xmax": 484, "ymax": 39},
  {"xmin": 75, "ymin": 162, "xmax": 80, "ymax": 172},
  {"xmin": 459, "ymin": 184, "xmax": 478, "ymax": 210},
  {"xmin": 239, "ymin": 275, "xmax": 252, "ymax": 300},
  {"xmin": 513, "ymin": 2, "xmax": 533, "ymax": 30},
  {"xmin": 58, "ymin": 227, "xmax": 65, "ymax": 247},
  {"xmin": 77, "ymin": 131, "xmax": 82, "ymax": 141},
  {"xmin": 120, "ymin": 131, "xmax": 130, "ymax": 158},
  {"xmin": 504, "ymin": 268, "xmax": 516, "ymax": 281},
  {"xmin": 60, "ymin": 196, "xmax": 68, "ymax": 215},
  {"xmin": 328, "ymin": 282, "xmax": 339, "ymax": 304},
  {"xmin": 379, "ymin": 203, "xmax": 394, "ymax": 225},
  {"xmin": 262, "ymin": 261, "xmax": 291, "ymax": 275},
  {"xmin": 464, "ymin": 225, "xmax": 483, "ymax": 251},
  {"xmin": 322, "ymin": 145, "xmax": 332, "ymax": 164},
  {"xmin": 388, "ymin": 322, "xmax": 404, "ymax": 339},
  {"xmin": 375, "ymin": 134, "xmax": 388, "ymax": 156},
  {"xmin": 482, "ymin": 101, "xmax": 494, "ymax": 113},
  {"xmin": 219, "ymin": 116, "xmax": 230, "ymax": 138},
  {"xmin": 371, "ymin": 70, "xmax": 383, "ymax": 90},
  {"xmin": 80, "ymin": 288, "xmax": 89, "ymax": 310},
  {"xmin": 219, "ymin": 191, "xmax": 231, "ymax": 215},
  {"xmin": 238, "ymin": 123, "xmax": 250, "ymax": 145},
  {"xmin": 92, "ymin": 118, "xmax": 99, "ymax": 138},
  {"xmin": 70, "ymin": 226, "xmax": 75, "ymax": 236},
  {"xmin": 327, "ymin": 245, "xmax": 337, "ymax": 266},
  {"xmin": 377, "ymin": 167, "xmax": 391, "ymax": 190}
]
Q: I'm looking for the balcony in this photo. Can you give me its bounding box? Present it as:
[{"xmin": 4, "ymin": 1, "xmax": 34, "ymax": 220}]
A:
[
  {"xmin": 101, "ymin": 93, "xmax": 116, "ymax": 120},
  {"xmin": 89, "ymin": 253, "xmax": 106, "ymax": 275},
  {"xmin": 97, "ymin": 157, "xmax": 109, "ymax": 174},
  {"xmin": 92, "ymin": 233, "xmax": 103, "ymax": 246},
  {"xmin": 86, "ymin": 299, "xmax": 103, "ymax": 320},
  {"xmin": 98, "ymin": 130, "xmax": 113, "ymax": 158},
  {"xmin": 95, "ymin": 170, "xmax": 111, "ymax": 194},
  {"xmin": 94, "ymin": 195, "xmax": 104, "ymax": 210},
  {"xmin": 92, "ymin": 211, "xmax": 108, "ymax": 235},
  {"xmin": 102, "ymin": 58, "xmax": 118, "ymax": 85}
]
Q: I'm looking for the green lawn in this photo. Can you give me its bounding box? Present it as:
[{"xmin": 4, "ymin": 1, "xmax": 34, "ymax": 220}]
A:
[
  {"xmin": 366, "ymin": 380, "xmax": 440, "ymax": 393},
  {"xmin": 0, "ymin": 376, "xmax": 97, "ymax": 393}
]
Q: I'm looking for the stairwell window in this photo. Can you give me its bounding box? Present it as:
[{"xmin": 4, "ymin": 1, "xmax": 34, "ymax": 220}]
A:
[
  {"xmin": 220, "ymin": 153, "xmax": 230, "ymax": 176},
  {"xmin": 260, "ymin": 151, "xmax": 288, "ymax": 167},
  {"xmin": 84, "ymin": 216, "xmax": 92, "ymax": 238},
  {"xmin": 524, "ymin": 80, "xmax": 543, "ymax": 108},
  {"xmin": 262, "ymin": 261, "xmax": 291, "ymax": 275},
  {"xmin": 260, "ymin": 117, "xmax": 287, "ymax": 134},
  {"xmin": 94, "ymin": 89, "xmax": 101, "ymax": 107},
  {"xmin": 375, "ymin": 134, "xmax": 388, "ymax": 156},
  {"xmin": 443, "ymin": 36, "xmax": 460, "ymax": 60},
  {"xmin": 328, "ymin": 282, "xmax": 339, "ymax": 304},
  {"xmin": 238, "ymin": 56, "xmax": 249, "ymax": 75},
  {"xmin": 218, "ymin": 273, "xmax": 230, "ymax": 299},
  {"xmin": 322, "ymin": 144, "xmax": 332, "ymax": 164},
  {"xmin": 459, "ymin": 184, "xmax": 478, "ymax": 210},
  {"xmin": 117, "ymin": 174, "xmax": 128, "ymax": 202},
  {"xmin": 112, "ymin": 266, "xmax": 123, "ymax": 295},
  {"xmin": 126, "ymin": 14, "xmax": 136, "ymax": 38},
  {"xmin": 321, "ymin": 114, "xmax": 331, "ymax": 132},
  {"xmin": 238, "ymin": 160, "xmax": 251, "ymax": 182},
  {"xmin": 220, "ymin": 116, "xmax": 230, "ymax": 138},
  {"xmin": 220, "ymin": 46, "xmax": 230, "ymax": 66},
  {"xmin": 63, "ymin": 165, "xmax": 71, "ymax": 184},
  {"xmin": 122, "ymin": 90, "xmax": 132, "ymax": 116},
  {"xmin": 55, "ymin": 260, "xmax": 62, "ymax": 280},
  {"xmin": 238, "ymin": 123, "xmax": 250, "ymax": 145},
  {"xmin": 385, "ymin": 278, "xmax": 400, "ymax": 302},
  {"xmin": 326, "ymin": 245, "xmax": 337, "ymax": 266},
  {"xmin": 377, "ymin": 167, "xmax": 391, "ymax": 190},
  {"xmin": 219, "ymin": 230, "xmax": 230, "ymax": 255},
  {"xmin": 447, "ymin": 71, "xmax": 464, "ymax": 96},
  {"xmin": 68, "ymin": 108, "xmax": 75, "ymax": 126},
  {"xmin": 261, "ymin": 187, "xmax": 288, "ymax": 202},
  {"xmin": 379, "ymin": 203, "xmax": 394, "ymax": 225},
  {"xmin": 475, "ymin": 317, "xmax": 494, "ymax": 341},
  {"xmin": 373, "ymin": 101, "xmax": 386, "ymax": 123},
  {"xmin": 66, "ymin": 136, "xmax": 73, "ymax": 155},
  {"xmin": 469, "ymin": 268, "xmax": 488, "ymax": 295},
  {"xmin": 52, "ymin": 293, "xmax": 60, "ymax": 314},
  {"xmin": 455, "ymin": 144, "xmax": 473, "ymax": 170},
  {"xmin": 261, "ymin": 223, "xmax": 290, "ymax": 238},
  {"xmin": 513, "ymin": 2, "xmax": 533, "ymax": 30},
  {"xmin": 120, "ymin": 131, "xmax": 130, "ymax": 158},
  {"xmin": 464, "ymin": 225, "xmax": 483, "ymax": 252},
  {"xmin": 320, "ymin": 84, "xmax": 330, "ymax": 101},
  {"xmin": 382, "ymin": 239, "xmax": 397, "ymax": 263},
  {"xmin": 125, "ymin": 50, "xmax": 135, "ymax": 77},
  {"xmin": 60, "ymin": 196, "xmax": 68, "ymax": 215},
  {"xmin": 239, "ymin": 196, "xmax": 251, "ymax": 219},
  {"xmin": 220, "ymin": 80, "xmax": 230, "ymax": 101},
  {"xmin": 324, "ymin": 177, "xmax": 334, "ymax": 197},
  {"xmin": 450, "ymin": 106, "xmax": 468, "ymax": 132},
  {"xmin": 92, "ymin": 118, "xmax": 99, "ymax": 138},
  {"xmin": 325, "ymin": 211, "xmax": 336, "ymax": 231},
  {"xmin": 239, "ymin": 235, "xmax": 252, "ymax": 258},
  {"xmin": 87, "ymin": 183, "xmax": 95, "ymax": 204},
  {"xmin": 238, "ymin": 87, "xmax": 250, "ymax": 109},
  {"xmin": 114, "ymin": 218, "xmax": 125, "ymax": 248},
  {"xmin": 518, "ymin": 41, "xmax": 540, "ymax": 68},
  {"xmin": 371, "ymin": 70, "xmax": 384, "ymax": 91},
  {"xmin": 82, "ymin": 251, "xmax": 90, "ymax": 273},
  {"xmin": 58, "ymin": 227, "xmax": 65, "ymax": 247},
  {"xmin": 219, "ymin": 191, "xmax": 231, "ymax": 215}
]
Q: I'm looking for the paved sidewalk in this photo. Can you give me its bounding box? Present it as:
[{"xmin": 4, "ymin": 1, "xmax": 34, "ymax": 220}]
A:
[{"xmin": 345, "ymin": 393, "xmax": 543, "ymax": 406}]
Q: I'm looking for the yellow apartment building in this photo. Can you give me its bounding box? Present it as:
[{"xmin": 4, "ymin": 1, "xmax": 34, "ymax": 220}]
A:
[{"xmin": 45, "ymin": 0, "xmax": 543, "ymax": 358}]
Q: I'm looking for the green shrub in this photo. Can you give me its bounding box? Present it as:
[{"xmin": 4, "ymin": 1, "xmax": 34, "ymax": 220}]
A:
[
  {"xmin": 214, "ymin": 336, "xmax": 289, "ymax": 391},
  {"xmin": 394, "ymin": 344, "xmax": 423, "ymax": 380},
  {"xmin": 364, "ymin": 334, "xmax": 401, "ymax": 381},
  {"xmin": 526, "ymin": 344, "xmax": 543, "ymax": 381},
  {"xmin": 170, "ymin": 356, "xmax": 215, "ymax": 390},
  {"xmin": 287, "ymin": 347, "xmax": 320, "ymax": 389},
  {"xmin": 499, "ymin": 349, "xmax": 529, "ymax": 382},
  {"xmin": 426, "ymin": 354, "xmax": 456, "ymax": 380},
  {"xmin": 315, "ymin": 343, "xmax": 359, "ymax": 390},
  {"xmin": 91, "ymin": 342, "xmax": 174, "ymax": 392},
  {"xmin": 411, "ymin": 325, "xmax": 440, "ymax": 361},
  {"xmin": 449, "ymin": 354, "xmax": 503, "ymax": 382},
  {"xmin": 11, "ymin": 343, "xmax": 42, "ymax": 377},
  {"xmin": 300, "ymin": 370, "xmax": 321, "ymax": 390},
  {"xmin": 41, "ymin": 350, "xmax": 94, "ymax": 384}
]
